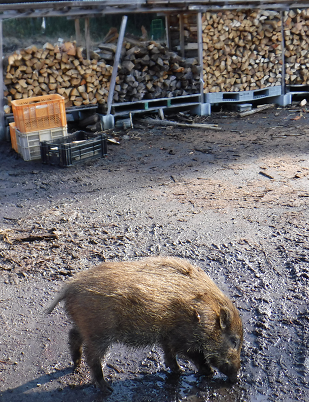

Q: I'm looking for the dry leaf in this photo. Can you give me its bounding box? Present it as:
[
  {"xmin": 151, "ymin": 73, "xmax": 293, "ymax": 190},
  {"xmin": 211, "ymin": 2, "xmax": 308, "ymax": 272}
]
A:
[{"xmin": 300, "ymin": 99, "xmax": 307, "ymax": 107}]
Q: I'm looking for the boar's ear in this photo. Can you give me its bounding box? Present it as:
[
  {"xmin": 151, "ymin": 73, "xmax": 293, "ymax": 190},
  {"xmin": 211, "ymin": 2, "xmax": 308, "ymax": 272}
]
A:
[{"xmin": 219, "ymin": 306, "xmax": 231, "ymax": 330}]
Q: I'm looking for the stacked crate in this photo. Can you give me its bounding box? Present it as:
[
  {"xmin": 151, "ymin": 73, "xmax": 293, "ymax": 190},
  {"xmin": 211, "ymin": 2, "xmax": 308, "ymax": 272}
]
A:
[
  {"xmin": 9, "ymin": 122, "xmax": 18, "ymax": 153},
  {"xmin": 11, "ymin": 94, "xmax": 67, "ymax": 161}
]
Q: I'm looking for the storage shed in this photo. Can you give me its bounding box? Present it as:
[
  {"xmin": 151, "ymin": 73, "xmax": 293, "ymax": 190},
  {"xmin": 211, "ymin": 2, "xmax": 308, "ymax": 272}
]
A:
[{"xmin": 1, "ymin": 0, "xmax": 309, "ymax": 141}]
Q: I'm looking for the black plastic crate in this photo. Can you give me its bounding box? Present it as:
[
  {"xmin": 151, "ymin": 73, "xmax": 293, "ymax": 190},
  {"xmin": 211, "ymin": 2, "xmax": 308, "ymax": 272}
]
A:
[{"xmin": 40, "ymin": 131, "xmax": 107, "ymax": 167}]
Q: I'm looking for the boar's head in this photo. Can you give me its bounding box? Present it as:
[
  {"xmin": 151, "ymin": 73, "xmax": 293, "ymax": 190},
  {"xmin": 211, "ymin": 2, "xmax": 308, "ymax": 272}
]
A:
[{"xmin": 195, "ymin": 297, "xmax": 243, "ymax": 383}]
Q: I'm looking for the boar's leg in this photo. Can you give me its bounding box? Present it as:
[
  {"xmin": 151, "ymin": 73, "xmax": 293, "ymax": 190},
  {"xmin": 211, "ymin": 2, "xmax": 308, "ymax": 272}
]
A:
[
  {"xmin": 84, "ymin": 342, "xmax": 113, "ymax": 393},
  {"xmin": 69, "ymin": 327, "xmax": 83, "ymax": 368},
  {"xmin": 161, "ymin": 341, "xmax": 181, "ymax": 373},
  {"xmin": 184, "ymin": 350, "xmax": 214, "ymax": 377}
]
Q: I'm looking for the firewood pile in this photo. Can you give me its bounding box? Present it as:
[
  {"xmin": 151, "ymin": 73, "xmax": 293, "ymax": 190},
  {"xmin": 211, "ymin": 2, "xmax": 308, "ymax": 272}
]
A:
[
  {"xmin": 202, "ymin": 9, "xmax": 283, "ymax": 93},
  {"xmin": 3, "ymin": 38, "xmax": 200, "ymax": 113},
  {"xmin": 284, "ymin": 8, "xmax": 309, "ymax": 85},
  {"xmin": 115, "ymin": 40, "xmax": 201, "ymax": 102},
  {"xmin": 5, "ymin": 8, "xmax": 309, "ymax": 114},
  {"xmin": 3, "ymin": 41, "xmax": 113, "ymax": 112}
]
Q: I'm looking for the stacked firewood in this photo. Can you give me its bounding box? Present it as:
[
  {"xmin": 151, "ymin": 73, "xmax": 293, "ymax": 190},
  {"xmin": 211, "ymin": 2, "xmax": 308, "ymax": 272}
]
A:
[
  {"xmin": 4, "ymin": 41, "xmax": 113, "ymax": 112},
  {"xmin": 5, "ymin": 9, "xmax": 309, "ymax": 113},
  {"xmin": 3, "ymin": 39, "xmax": 200, "ymax": 113},
  {"xmin": 115, "ymin": 40, "xmax": 200, "ymax": 102},
  {"xmin": 284, "ymin": 8, "xmax": 309, "ymax": 85},
  {"xmin": 202, "ymin": 9, "xmax": 283, "ymax": 93}
]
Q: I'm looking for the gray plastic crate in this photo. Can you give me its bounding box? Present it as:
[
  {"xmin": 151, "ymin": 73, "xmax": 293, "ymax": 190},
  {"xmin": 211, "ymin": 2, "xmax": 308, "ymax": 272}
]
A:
[{"xmin": 16, "ymin": 125, "xmax": 68, "ymax": 161}]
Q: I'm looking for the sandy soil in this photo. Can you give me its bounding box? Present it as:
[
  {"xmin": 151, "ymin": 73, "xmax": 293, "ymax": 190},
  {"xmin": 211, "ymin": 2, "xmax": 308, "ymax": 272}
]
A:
[{"xmin": 0, "ymin": 106, "xmax": 309, "ymax": 401}]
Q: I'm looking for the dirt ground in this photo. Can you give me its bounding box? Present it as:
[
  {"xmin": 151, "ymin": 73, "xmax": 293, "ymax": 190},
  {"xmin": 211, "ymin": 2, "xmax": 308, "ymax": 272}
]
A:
[{"xmin": 0, "ymin": 105, "xmax": 309, "ymax": 402}]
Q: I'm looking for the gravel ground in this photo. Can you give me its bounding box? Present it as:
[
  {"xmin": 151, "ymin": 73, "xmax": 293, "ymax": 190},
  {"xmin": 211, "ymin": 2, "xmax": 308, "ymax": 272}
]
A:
[{"xmin": 0, "ymin": 106, "xmax": 309, "ymax": 401}]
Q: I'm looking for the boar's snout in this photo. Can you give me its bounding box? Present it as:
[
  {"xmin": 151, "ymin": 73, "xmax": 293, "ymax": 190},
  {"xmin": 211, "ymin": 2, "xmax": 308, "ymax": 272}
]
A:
[
  {"xmin": 215, "ymin": 343, "xmax": 241, "ymax": 383},
  {"xmin": 218, "ymin": 361, "xmax": 240, "ymax": 383}
]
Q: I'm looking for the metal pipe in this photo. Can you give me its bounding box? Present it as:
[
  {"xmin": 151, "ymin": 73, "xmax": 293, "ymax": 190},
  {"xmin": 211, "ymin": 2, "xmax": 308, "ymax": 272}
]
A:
[{"xmin": 106, "ymin": 15, "xmax": 127, "ymax": 115}]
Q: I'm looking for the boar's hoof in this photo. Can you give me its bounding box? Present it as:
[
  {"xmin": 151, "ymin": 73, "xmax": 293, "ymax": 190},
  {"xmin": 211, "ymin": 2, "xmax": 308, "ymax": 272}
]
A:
[
  {"xmin": 162, "ymin": 348, "xmax": 182, "ymax": 374},
  {"xmin": 97, "ymin": 379, "xmax": 113, "ymax": 394},
  {"xmin": 69, "ymin": 328, "xmax": 83, "ymax": 369}
]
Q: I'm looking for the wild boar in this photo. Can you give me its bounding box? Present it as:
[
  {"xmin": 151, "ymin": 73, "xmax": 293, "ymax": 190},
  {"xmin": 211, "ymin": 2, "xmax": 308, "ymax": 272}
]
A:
[{"xmin": 46, "ymin": 256, "xmax": 243, "ymax": 393}]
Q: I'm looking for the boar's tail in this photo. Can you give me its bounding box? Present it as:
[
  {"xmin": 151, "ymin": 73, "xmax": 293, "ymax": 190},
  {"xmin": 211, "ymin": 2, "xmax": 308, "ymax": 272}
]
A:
[{"xmin": 45, "ymin": 288, "xmax": 67, "ymax": 314}]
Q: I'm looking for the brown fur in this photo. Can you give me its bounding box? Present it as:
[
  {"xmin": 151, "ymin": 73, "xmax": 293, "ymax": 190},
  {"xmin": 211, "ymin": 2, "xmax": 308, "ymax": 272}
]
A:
[{"xmin": 47, "ymin": 256, "xmax": 243, "ymax": 393}]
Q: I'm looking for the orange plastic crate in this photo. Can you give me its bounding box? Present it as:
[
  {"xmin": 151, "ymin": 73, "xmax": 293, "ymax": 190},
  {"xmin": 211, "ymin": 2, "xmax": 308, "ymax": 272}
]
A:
[
  {"xmin": 11, "ymin": 94, "xmax": 67, "ymax": 133},
  {"xmin": 9, "ymin": 122, "xmax": 18, "ymax": 153}
]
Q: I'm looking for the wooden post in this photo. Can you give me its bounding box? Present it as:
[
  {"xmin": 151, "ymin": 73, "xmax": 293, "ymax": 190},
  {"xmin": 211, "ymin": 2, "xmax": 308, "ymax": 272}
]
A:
[
  {"xmin": 85, "ymin": 17, "xmax": 90, "ymax": 60},
  {"xmin": 75, "ymin": 18, "xmax": 81, "ymax": 47},
  {"xmin": 0, "ymin": 19, "xmax": 4, "ymax": 141},
  {"xmin": 165, "ymin": 15, "xmax": 171, "ymax": 49},
  {"xmin": 197, "ymin": 12, "xmax": 204, "ymax": 99},
  {"xmin": 179, "ymin": 14, "xmax": 185, "ymax": 58},
  {"xmin": 106, "ymin": 15, "xmax": 128, "ymax": 115}
]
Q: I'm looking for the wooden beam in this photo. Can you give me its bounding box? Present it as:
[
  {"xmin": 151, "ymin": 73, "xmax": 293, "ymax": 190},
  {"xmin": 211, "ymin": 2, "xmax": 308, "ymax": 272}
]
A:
[
  {"xmin": 197, "ymin": 12, "xmax": 204, "ymax": 99},
  {"xmin": 0, "ymin": 6, "xmax": 189, "ymax": 19},
  {"xmin": 75, "ymin": 18, "xmax": 81, "ymax": 47},
  {"xmin": 165, "ymin": 15, "xmax": 171, "ymax": 49},
  {"xmin": 179, "ymin": 13, "xmax": 185, "ymax": 58},
  {"xmin": 280, "ymin": 10, "xmax": 286, "ymax": 94},
  {"xmin": 85, "ymin": 17, "xmax": 90, "ymax": 60},
  {"xmin": 107, "ymin": 15, "xmax": 128, "ymax": 115}
]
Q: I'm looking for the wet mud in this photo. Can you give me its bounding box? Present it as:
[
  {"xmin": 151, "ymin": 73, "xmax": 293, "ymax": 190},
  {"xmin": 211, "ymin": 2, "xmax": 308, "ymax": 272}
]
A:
[{"xmin": 0, "ymin": 107, "xmax": 309, "ymax": 401}]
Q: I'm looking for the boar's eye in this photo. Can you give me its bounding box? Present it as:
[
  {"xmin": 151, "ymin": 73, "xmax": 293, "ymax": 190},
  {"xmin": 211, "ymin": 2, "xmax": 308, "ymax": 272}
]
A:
[{"xmin": 229, "ymin": 335, "xmax": 239, "ymax": 349}]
